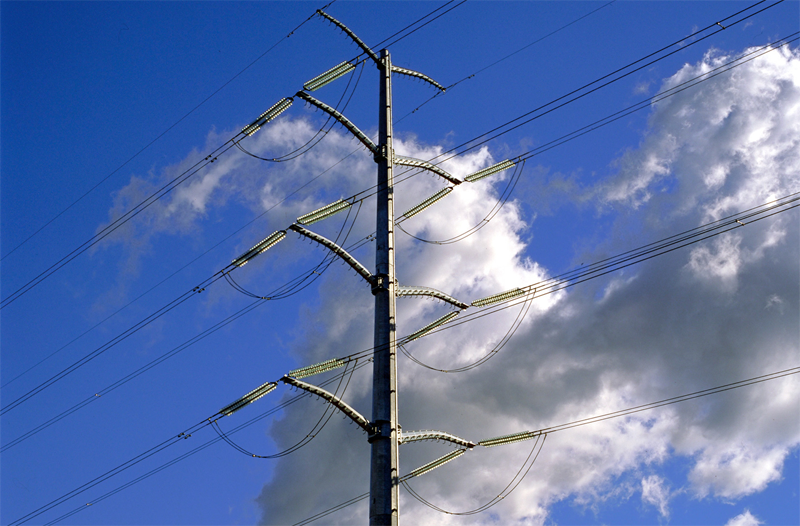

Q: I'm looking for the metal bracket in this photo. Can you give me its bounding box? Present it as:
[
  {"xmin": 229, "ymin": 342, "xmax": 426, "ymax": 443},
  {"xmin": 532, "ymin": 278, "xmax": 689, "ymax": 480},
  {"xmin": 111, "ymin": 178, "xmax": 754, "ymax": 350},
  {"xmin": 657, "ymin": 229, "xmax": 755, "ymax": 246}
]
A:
[
  {"xmin": 371, "ymin": 273, "xmax": 391, "ymax": 295},
  {"xmin": 374, "ymin": 144, "xmax": 390, "ymax": 163},
  {"xmin": 367, "ymin": 420, "xmax": 393, "ymax": 443}
]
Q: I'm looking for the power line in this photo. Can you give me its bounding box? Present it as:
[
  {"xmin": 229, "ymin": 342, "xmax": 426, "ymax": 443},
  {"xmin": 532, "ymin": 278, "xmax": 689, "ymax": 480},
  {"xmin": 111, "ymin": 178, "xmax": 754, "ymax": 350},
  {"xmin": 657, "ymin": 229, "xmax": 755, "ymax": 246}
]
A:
[
  {"xmin": 4, "ymin": 0, "xmax": 774, "ymax": 393},
  {"xmin": 397, "ymin": 0, "xmax": 618, "ymax": 122},
  {"xmin": 291, "ymin": 367, "xmax": 799, "ymax": 524},
  {"xmin": 11, "ymin": 362, "xmax": 371, "ymax": 526},
  {"xmin": 7, "ymin": 185, "xmax": 794, "ymax": 452},
  {"xmin": 0, "ymin": 0, "xmax": 337, "ymax": 263},
  {"xmin": 6, "ymin": 3, "xmax": 792, "ymax": 524},
  {"xmin": 0, "ymin": 196, "xmax": 364, "ymax": 445},
  {"xmin": 20, "ymin": 362, "xmax": 797, "ymax": 525},
  {"xmin": 0, "ymin": 0, "xmax": 463, "ymax": 310},
  {"xmin": 7, "ymin": 54, "xmax": 793, "ymax": 443},
  {"xmin": 397, "ymin": 0, "xmax": 786, "ymax": 175},
  {"xmin": 402, "ymin": 434, "xmax": 547, "ymax": 515}
]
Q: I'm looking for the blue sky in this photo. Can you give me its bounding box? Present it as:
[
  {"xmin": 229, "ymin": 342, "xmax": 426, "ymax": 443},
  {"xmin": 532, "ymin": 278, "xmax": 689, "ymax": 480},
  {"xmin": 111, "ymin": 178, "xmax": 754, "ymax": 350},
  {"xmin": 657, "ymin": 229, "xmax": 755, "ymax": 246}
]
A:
[{"xmin": 1, "ymin": 1, "xmax": 798, "ymax": 525}]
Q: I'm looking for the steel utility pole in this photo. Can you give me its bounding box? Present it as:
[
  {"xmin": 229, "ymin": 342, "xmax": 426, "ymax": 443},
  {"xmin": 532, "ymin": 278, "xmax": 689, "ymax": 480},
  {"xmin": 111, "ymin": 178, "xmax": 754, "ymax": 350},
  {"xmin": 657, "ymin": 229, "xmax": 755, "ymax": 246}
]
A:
[
  {"xmin": 370, "ymin": 48, "xmax": 399, "ymax": 526},
  {"xmin": 224, "ymin": 10, "xmax": 519, "ymax": 523}
]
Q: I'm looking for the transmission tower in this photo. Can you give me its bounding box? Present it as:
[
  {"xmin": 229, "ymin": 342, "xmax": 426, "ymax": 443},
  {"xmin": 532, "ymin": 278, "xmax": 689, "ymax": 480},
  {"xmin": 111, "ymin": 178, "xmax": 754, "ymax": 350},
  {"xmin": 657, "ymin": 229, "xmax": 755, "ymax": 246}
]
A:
[{"xmin": 222, "ymin": 10, "xmax": 524, "ymax": 525}]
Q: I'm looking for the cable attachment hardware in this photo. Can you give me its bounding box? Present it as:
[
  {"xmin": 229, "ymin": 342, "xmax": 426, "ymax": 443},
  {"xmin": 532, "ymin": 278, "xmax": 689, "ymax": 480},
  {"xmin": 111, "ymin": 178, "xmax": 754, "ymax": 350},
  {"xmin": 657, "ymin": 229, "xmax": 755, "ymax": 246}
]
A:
[
  {"xmin": 367, "ymin": 420, "xmax": 393, "ymax": 443},
  {"xmin": 371, "ymin": 274, "xmax": 392, "ymax": 295},
  {"xmin": 374, "ymin": 144, "xmax": 390, "ymax": 163}
]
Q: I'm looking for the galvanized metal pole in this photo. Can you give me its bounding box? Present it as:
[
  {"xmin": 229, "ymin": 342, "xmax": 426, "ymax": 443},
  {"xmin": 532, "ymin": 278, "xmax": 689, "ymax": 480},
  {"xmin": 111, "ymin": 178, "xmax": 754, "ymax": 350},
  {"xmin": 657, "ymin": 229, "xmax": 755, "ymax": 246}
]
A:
[{"xmin": 369, "ymin": 48, "xmax": 399, "ymax": 526}]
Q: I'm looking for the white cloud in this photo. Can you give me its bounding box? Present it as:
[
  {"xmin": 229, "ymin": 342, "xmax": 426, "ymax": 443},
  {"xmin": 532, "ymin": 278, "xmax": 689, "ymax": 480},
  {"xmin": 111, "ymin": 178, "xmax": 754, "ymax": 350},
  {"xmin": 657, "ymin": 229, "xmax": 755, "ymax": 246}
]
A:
[
  {"xmin": 247, "ymin": 45, "xmax": 799, "ymax": 525},
  {"xmin": 641, "ymin": 474, "xmax": 671, "ymax": 518},
  {"xmin": 725, "ymin": 509, "xmax": 763, "ymax": 526},
  {"xmin": 101, "ymin": 44, "xmax": 800, "ymax": 524}
]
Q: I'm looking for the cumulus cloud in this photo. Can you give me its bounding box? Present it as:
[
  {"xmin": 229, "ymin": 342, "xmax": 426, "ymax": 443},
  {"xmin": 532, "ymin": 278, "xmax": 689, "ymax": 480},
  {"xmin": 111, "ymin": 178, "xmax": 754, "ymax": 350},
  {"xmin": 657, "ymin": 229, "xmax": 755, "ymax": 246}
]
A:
[
  {"xmin": 725, "ymin": 509, "xmax": 763, "ymax": 526},
  {"xmin": 102, "ymin": 44, "xmax": 799, "ymax": 524},
  {"xmin": 247, "ymin": 45, "xmax": 798, "ymax": 525}
]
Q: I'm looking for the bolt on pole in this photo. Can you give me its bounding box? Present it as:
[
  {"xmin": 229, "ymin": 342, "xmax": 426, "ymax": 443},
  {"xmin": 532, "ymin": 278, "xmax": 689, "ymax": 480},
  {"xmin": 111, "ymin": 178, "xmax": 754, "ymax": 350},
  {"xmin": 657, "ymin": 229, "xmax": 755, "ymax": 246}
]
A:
[{"xmin": 369, "ymin": 48, "xmax": 399, "ymax": 526}]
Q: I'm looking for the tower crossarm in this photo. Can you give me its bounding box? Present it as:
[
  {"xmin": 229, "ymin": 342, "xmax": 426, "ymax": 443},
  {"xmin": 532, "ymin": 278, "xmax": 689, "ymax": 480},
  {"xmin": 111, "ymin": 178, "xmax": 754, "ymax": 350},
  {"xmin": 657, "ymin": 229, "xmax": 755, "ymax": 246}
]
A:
[
  {"xmin": 281, "ymin": 376, "xmax": 373, "ymax": 434},
  {"xmin": 394, "ymin": 155, "xmax": 461, "ymax": 185},
  {"xmin": 396, "ymin": 285, "xmax": 468, "ymax": 310},
  {"xmin": 316, "ymin": 9, "xmax": 381, "ymax": 65},
  {"xmin": 289, "ymin": 224, "xmax": 374, "ymax": 285},
  {"xmin": 391, "ymin": 66, "xmax": 445, "ymax": 92},
  {"xmin": 295, "ymin": 91, "xmax": 378, "ymax": 155},
  {"xmin": 400, "ymin": 429, "xmax": 476, "ymax": 448}
]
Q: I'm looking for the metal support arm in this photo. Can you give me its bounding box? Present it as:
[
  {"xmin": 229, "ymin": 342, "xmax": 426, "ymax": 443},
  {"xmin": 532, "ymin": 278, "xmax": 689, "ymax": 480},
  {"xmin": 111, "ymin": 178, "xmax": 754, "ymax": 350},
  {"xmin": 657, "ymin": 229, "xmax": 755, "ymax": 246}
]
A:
[
  {"xmin": 281, "ymin": 376, "xmax": 373, "ymax": 434},
  {"xmin": 289, "ymin": 224, "xmax": 374, "ymax": 285}
]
